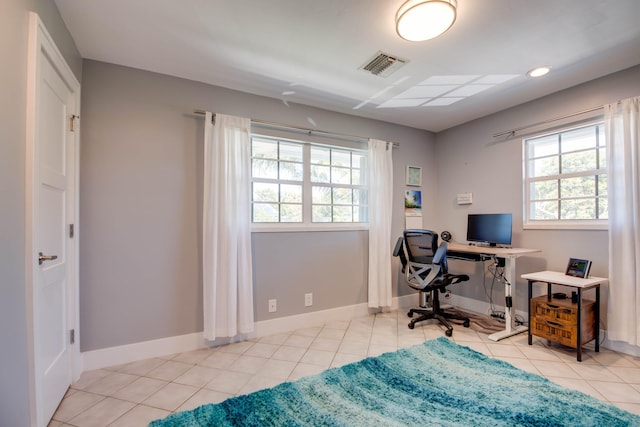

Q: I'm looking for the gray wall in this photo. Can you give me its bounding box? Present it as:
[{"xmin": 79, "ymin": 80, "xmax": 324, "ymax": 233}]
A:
[
  {"xmin": 79, "ymin": 60, "xmax": 435, "ymax": 351},
  {"xmin": 0, "ymin": 1, "xmax": 81, "ymax": 425},
  {"xmin": 434, "ymin": 65, "xmax": 640, "ymax": 318}
]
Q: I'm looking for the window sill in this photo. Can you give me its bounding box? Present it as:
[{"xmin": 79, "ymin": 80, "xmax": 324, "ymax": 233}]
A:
[
  {"xmin": 251, "ymin": 223, "xmax": 369, "ymax": 233},
  {"xmin": 523, "ymin": 220, "xmax": 608, "ymax": 231}
]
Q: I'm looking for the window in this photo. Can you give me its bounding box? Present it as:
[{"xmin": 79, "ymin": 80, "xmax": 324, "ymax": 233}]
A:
[
  {"xmin": 524, "ymin": 123, "xmax": 607, "ymax": 229},
  {"xmin": 251, "ymin": 134, "xmax": 368, "ymax": 228}
]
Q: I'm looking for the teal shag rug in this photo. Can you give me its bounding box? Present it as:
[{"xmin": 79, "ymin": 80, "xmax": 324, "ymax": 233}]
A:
[{"xmin": 149, "ymin": 337, "xmax": 640, "ymax": 426}]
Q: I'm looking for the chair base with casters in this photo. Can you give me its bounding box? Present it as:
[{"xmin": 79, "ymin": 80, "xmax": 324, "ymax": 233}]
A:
[
  {"xmin": 407, "ymin": 287, "xmax": 470, "ymax": 337},
  {"xmin": 394, "ymin": 230, "xmax": 471, "ymax": 336}
]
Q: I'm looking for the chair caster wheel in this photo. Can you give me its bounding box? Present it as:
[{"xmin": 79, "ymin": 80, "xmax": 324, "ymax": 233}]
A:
[
  {"xmin": 407, "ymin": 311, "xmax": 413, "ymax": 318},
  {"xmin": 408, "ymin": 322, "xmax": 415, "ymax": 329},
  {"xmin": 463, "ymin": 320, "xmax": 470, "ymax": 328},
  {"xmin": 445, "ymin": 329, "xmax": 453, "ymax": 337}
]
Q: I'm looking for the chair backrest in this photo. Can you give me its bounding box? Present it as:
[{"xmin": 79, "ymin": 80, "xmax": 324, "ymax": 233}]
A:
[{"xmin": 403, "ymin": 230, "xmax": 438, "ymax": 264}]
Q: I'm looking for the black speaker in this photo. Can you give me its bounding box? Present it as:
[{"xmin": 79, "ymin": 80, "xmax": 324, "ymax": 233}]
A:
[{"xmin": 441, "ymin": 231, "xmax": 452, "ymax": 242}]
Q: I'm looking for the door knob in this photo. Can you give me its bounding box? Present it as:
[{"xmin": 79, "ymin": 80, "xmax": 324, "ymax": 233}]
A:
[{"xmin": 38, "ymin": 252, "xmax": 58, "ymax": 265}]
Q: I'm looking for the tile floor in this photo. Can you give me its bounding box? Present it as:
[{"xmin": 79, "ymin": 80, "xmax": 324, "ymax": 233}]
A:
[{"xmin": 49, "ymin": 310, "xmax": 640, "ymax": 426}]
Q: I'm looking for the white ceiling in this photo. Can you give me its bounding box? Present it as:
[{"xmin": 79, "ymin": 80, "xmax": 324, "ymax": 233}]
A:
[{"xmin": 54, "ymin": 0, "xmax": 640, "ymax": 132}]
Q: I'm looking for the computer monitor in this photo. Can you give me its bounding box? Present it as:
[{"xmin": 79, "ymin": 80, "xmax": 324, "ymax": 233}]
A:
[{"xmin": 466, "ymin": 213, "xmax": 512, "ymax": 247}]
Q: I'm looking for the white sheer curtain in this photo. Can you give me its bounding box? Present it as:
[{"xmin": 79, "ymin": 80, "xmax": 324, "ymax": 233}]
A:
[
  {"xmin": 605, "ymin": 97, "xmax": 640, "ymax": 345},
  {"xmin": 203, "ymin": 112, "xmax": 254, "ymax": 341},
  {"xmin": 367, "ymin": 139, "xmax": 394, "ymax": 309}
]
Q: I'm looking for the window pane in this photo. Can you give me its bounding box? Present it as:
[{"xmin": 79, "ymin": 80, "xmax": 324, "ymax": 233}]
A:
[
  {"xmin": 253, "ymin": 159, "xmax": 278, "ymax": 179},
  {"xmin": 560, "ymin": 176, "xmax": 595, "ymax": 198},
  {"xmin": 252, "ymin": 139, "xmax": 278, "ymax": 159},
  {"xmin": 530, "ymin": 180, "xmax": 558, "ymax": 201},
  {"xmin": 331, "ymin": 166, "xmax": 350, "ymax": 184},
  {"xmin": 598, "ymin": 147, "xmax": 607, "ymax": 169},
  {"xmin": 353, "ymin": 206, "xmax": 367, "ymax": 222},
  {"xmin": 333, "ymin": 206, "xmax": 352, "ymax": 222},
  {"xmin": 332, "ymin": 150, "xmax": 351, "ymax": 167},
  {"xmin": 312, "ymin": 205, "xmax": 331, "ymax": 222},
  {"xmin": 561, "ymin": 127, "xmax": 596, "ymax": 152},
  {"xmin": 279, "ymin": 142, "xmax": 303, "ymax": 162},
  {"xmin": 352, "ymin": 153, "xmax": 366, "ymax": 169},
  {"xmin": 529, "ymin": 157, "xmax": 558, "ymax": 178},
  {"xmin": 352, "ymin": 169, "xmax": 362, "ymax": 185},
  {"xmin": 253, "ymin": 203, "xmax": 279, "ymax": 222},
  {"xmin": 529, "ymin": 201, "xmax": 558, "ymax": 220},
  {"xmin": 310, "ymin": 147, "xmax": 330, "ymax": 165},
  {"xmin": 561, "ymin": 198, "xmax": 595, "ymax": 220},
  {"xmin": 333, "ymin": 188, "xmax": 352, "ymax": 205},
  {"xmin": 597, "ymin": 175, "xmax": 607, "ymax": 197},
  {"xmin": 311, "ymin": 165, "xmax": 330, "ymax": 183},
  {"xmin": 312, "ymin": 186, "xmax": 331, "ymax": 204},
  {"xmin": 598, "ymin": 197, "xmax": 608, "ymax": 219},
  {"xmin": 353, "ymin": 189, "xmax": 367, "ymax": 205},
  {"xmin": 561, "ymin": 150, "xmax": 596, "ymax": 173},
  {"xmin": 528, "ymin": 134, "xmax": 558, "ymax": 158},
  {"xmin": 280, "ymin": 184, "xmax": 302, "ymax": 203},
  {"xmin": 253, "ymin": 183, "xmax": 278, "ymax": 202},
  {"xmin": 280, "ymin": 204, "xmax": 302, "ymax": 222},
  {"xmin": 279, "ymin": 161, "xmax": 303, "ymax": 181}
]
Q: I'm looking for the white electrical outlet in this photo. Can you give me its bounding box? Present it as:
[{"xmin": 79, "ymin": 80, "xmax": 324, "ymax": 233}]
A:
[
  {"xmin": 304, "ymin": 293, "xmax": 313, "ymax": 307},
  {"xmin": 268, "ymin": 299, "xmax": 277, "ymax": 312}
]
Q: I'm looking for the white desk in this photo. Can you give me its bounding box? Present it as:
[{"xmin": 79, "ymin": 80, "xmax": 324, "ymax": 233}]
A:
[{"xmin": 447, "ymin": 243, "xmax": 541, "ymax": 341}]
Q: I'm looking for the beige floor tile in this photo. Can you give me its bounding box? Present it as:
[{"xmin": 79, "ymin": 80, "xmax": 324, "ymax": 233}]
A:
[
  {"xmin": 51, "ymin": 390, "xmax": 105, "ymax": 422},
  {"xmin": 112, "ymin": 377, "xmax": 168, "ymax": 404},
  {"xmin": 109, "ymin": 404, "xmax": 170, "ymax": 427},
  {"xmin": 244, "ymin": 342, "xmax": 280, "ymax": 358},
  {"xmin": 171, "ymin": 348, "xmax": 217, "ymax": 365},
  {"xmin": 310, "ymin": 337, "xmax": 341, "ymax": 352},
  {"xmin": 143, "ymin": 383, "xmax": 199, "ymax": 412},
  {"xmin": 145, "ymin": 360, "xmax": 193, "ymax": 382},
  {"xmin": 111, "ymin": 357, "xmax": 166, "ymax": 376},
  {"xmin": 205, "ymin": 370, "xmax": 253, "ymax": 394},
  {"xmin": 590, "ymin": 380, "xmax": 640, "ymax": 404},
  {"xmin": 175, "ymin": 389, "xmax": 233, "ymax": 413},
  {"xmin": 199, "ymin": 351, "xmax": 240, "ymax": 369},
  {"xmin": 300, "ymin": 348, "xmax": 335, "ymax": 368},
  {"xmin": 230, "ymin": 354, "xmax": 269, "ymax": 375},
  {"xmin": 83, "ymin": 372, "xmax": 139, "ymax": 396},
  {"xmin": 271, "ymin": 345, "xmax": 307, "ymax": 362},
  {"xmin": 216, "ymin": 340, "xmax": 255, "ymax": 354},
  {"xmin": 173, "ymin": 365, "xmax": 222, "ymax": 388},
  {"xmin": 68, "ymin": 397, "xmax": 135, "ymax": 427},
  {"xmin": 256, "ymin": 358, "xmax": 297, "ymax": 379},
  {"xmin": 283, "ymin": 334, "xmax": 315, "ymax": 348}
]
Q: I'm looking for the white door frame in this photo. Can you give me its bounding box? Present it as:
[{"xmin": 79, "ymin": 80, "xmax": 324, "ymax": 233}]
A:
[{"xmin": 25, "ymin": 12, "xmax": 81, "ymax": 426}]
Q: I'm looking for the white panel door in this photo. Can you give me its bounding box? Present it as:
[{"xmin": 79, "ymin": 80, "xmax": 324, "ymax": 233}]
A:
[{"xmin": 27, "ymin": 13, "xmax": 80, "ymax": 426}]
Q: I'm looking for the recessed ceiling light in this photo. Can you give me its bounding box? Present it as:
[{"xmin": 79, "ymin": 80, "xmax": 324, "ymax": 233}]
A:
[{"xmin": 527, "ymin": 66, "xmax": 551, "ymax": 78}]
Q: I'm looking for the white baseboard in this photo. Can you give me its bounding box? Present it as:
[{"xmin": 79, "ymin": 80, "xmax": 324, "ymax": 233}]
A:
[
  {"xmin": 81, "ymin": 299, "xmax": 404, "ymax": 371},
  {"xmin": 82, "ymin": 294, "xmax": 639, "ymax": 372}
]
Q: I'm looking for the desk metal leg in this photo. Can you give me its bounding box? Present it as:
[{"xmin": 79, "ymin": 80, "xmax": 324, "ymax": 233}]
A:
[
  {"xmin": 488, "ymin": 255, "xmax": 528, "ymax": 341},
  {"xmin": 577, "ymin": 288, "xmax": 583, "ymax": 362},
  {"xmin": 527, "ymin": 280, "xmax": 533, "ymax": 345},
  {"xmin": 595, "ymin": 285, "xmax": 600, "ymax": 353}
]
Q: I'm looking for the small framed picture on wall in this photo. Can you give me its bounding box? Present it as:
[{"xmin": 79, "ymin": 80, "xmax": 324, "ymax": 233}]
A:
[{"xmin": 406, "ymin": 165, "xmax": 422, "ymax": 186}]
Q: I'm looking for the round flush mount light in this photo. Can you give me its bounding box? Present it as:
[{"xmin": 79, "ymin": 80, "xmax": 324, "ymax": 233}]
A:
[
  {"xmin": 396, "ymin": 0, "xmax": 457, "ymax": 42},
  {"xmin": 527, "ymin": 66, "xmax": 551, "ymax": 78}
]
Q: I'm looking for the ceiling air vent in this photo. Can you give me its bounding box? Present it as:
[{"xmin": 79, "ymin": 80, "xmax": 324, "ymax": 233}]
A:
[{"xmin": 361, "ymin": 52, "xmax": 407, "ymax": 77}]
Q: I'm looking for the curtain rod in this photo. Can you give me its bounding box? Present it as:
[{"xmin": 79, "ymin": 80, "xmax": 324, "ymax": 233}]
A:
[
  {"xmin": 193, "ymin": 110, "xmax": 399, "ymax": 147},
  {"xmin": 493, "ymin": 105, "xmax": 605, "ymax": 138}
]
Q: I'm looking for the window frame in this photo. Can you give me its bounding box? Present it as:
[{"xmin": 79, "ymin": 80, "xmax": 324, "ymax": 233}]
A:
[
  {"xmin": 250, "ymin": 132, "xmax": 369, "ymax": 232},
  {"xmin": 523, "ymin": 121, "xmax": 608, "ymax": 230}
]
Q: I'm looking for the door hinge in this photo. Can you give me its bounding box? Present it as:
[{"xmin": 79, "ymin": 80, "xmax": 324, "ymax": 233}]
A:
[
  {"xmin": 70, "ymin": 114, "xmax": 79, "ymax": 132},
  {"xmin": 70, "ymin": 329, "xmax": 75, "ymax": 345},
  {"xmin": 69, "ymin": 223, "xmax": 74, "ymax": 238}
]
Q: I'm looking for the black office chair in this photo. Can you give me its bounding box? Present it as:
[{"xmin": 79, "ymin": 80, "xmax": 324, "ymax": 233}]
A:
[{"xmin": 393, "ymin": 229, "xmax": 470, "ymax": 336}]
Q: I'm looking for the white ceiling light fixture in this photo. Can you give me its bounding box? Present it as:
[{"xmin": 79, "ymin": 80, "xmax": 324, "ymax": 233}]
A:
[
  {"xmin": 396, "ymin": 0, "xmax": 457, "ymax": 42},
  {"xmin": 527, "ymin": 66, "xmax": 551, "ymax": 78}
]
